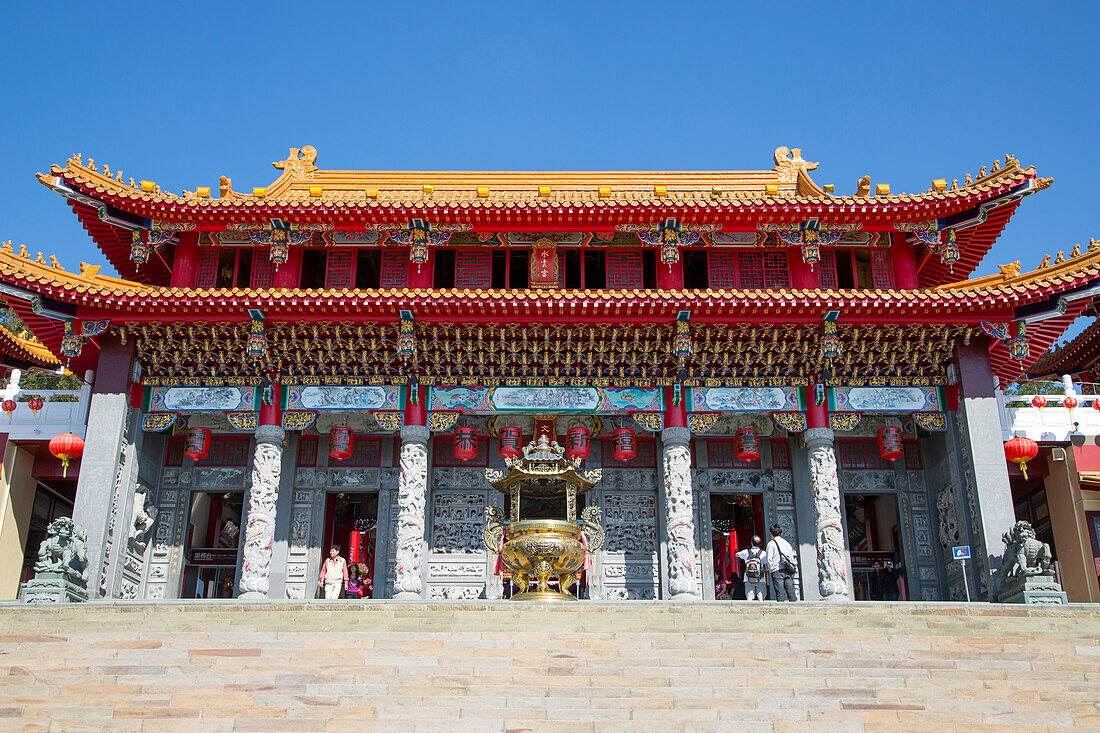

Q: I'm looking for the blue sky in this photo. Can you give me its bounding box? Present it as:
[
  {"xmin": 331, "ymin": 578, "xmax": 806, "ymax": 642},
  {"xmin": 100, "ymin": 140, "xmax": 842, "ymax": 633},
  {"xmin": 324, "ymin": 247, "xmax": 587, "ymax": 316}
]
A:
[{"xmin": 1, "ymin": 3, "xmax": 1097, "ymax": 338}]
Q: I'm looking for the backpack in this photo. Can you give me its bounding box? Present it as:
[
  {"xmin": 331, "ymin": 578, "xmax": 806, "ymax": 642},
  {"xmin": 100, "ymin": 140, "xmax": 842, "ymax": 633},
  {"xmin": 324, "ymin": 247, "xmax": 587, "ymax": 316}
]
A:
[{"xmin": 745, "ymin": 549, "xmax": 764, "ymax": 584}]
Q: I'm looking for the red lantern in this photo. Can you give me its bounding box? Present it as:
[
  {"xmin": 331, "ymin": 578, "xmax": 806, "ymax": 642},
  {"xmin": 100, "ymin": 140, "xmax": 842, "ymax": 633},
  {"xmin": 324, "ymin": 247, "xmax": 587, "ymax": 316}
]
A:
[
  {"xmin": 611, "ymin": 427, "xmax": 636, "ymax": 462},
  {"xmin": 348, "ymin": 530, "xmax": 361, "ymax": 564},
  {"xmin": 329, "ymin": 427, "xmax": 353, "ymax": 462},
  {"xmin": 497, "ymin": 427, "xmax": 522, "ymax": 460},
  {"xmin": 1031, "ymin": 395, "xmax": 1047, "ymax": 410},
  {"xmin": 734, "ymin": 427, "xmax": 761, "ymax": 463},
  {"xmin": 184, "ymin": 427, "xmax": 211, "ymax": 462},
  {"xmin": 1004, "ymin": 436, "xmax": 1039, "ymax": 480},
  {"xmin": 565, "ymin": 426, "xmax": 591, "ymax": 461},
  {"xmin": 48, "ymin": 432, "xmax": 84, "ymax": 478},
  {"xmin": 1093, "ymin": 399, "xmax": 1100, "ymax": 412},
  {"xmin": 27, "ymin": 397, "xmax": 43, "ymax": 421},
  {"xmin": 454, "ymin": 427, "xmax": 478, "ymax": 462},
  {"xmin": 877, "ymin": 427, "xmax": 903, "ymax": 463},
  {"xmin": 1, "ymin": 399, "xmax": 15, "ymax": 422},
  {"xmin": 1064, "ymin": 396, "xmax": 1079, "ymax": 410}
]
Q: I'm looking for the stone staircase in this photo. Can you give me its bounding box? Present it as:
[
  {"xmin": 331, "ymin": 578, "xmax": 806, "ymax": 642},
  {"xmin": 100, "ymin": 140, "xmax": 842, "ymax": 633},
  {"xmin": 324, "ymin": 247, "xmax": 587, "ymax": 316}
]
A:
[{"xmin": 0, "ymin": 601, "xmax": 1097, "ymax": 732}]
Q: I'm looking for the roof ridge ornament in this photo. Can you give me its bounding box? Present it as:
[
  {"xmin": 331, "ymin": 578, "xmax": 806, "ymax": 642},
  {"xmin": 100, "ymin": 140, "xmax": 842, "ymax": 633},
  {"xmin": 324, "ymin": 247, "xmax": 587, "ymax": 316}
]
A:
[
  {"xmin": 272, "ymin": 146, "xmax": 318, "ymax": 182},
  {"xmin": 773, "ymin": 146, "xmax": 818, "ymax": 184}
]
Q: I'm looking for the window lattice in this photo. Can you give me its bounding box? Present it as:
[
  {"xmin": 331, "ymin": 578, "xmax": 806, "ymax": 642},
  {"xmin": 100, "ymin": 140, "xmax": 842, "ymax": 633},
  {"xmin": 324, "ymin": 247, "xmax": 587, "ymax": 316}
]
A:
[
  {"xmin": 819, "ymin": 250, "xmax": 839, "ymax": 289},
  {"xmin": 770, "ymin": 439, "xmax": 791, "ymax": 469},
  {"xmin": 837, "ymin": 439, "xmax": 892, "ymax": 470},
  {"xmin": 706, "ymin": 438, "xmax": 761, "ymax": 469},
  {"xmin": 325, "ymin": 250, "xmax": 355, "ymax": 289},
  {"xmin": 455, "ymin": 250, "xmax": 491, "ymax": 289},
  {"xmin": 344, "ymin": 436, "xmax": 382, "ymax": 467},
  {"xmin": 380, "ymin": 250, "xmax": 408, "ymax": 288},
  {"xmin": 606, "ymin": 251, "xmax": 643, "ymax": 289},
  {"xmin": 251, "ymin": 250, "xmax": 275, "ymax": 288},
  {"xmin": 433, "ymin": 436, "xmax": 489, "ymax": 466},
  {"xmin": 297, "ymin": 435, "xmax": 318, "ymax": 466},
  {"xmin": 870, "ymin": 249, "xmax": 894, "ymax": 289},
  {"xmin": 206, "ymin": 437, "xmax": 251, "ymax": 466},
  {"xmin": 601, "ymin": 437, "xmax": 657, "ymax": 467},
  {"xmin": 707, "ymin": 251, "xmax": 738, "ymax": 288},
  {"xmin": 196, "ymin": 249, "xmax": 218, "ymax": 288}
]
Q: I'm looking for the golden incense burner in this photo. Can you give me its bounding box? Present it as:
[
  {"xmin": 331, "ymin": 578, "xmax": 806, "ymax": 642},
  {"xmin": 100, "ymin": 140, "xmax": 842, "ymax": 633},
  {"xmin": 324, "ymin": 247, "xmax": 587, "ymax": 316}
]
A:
[{"xmin": 483, "ymin": 435, "xmax": 604, "ymax": 602}]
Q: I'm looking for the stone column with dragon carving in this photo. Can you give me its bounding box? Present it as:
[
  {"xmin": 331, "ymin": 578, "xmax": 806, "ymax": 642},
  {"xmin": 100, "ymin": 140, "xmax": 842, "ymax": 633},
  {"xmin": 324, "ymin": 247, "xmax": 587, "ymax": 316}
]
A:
[
  {"xmin": 804, "ymin": 427, "xmax": 849, "ymax": 600},
  {"xmin": 393, "ymin": 424, "xmax": 430, "ymax": 599},
  {"xmin": 238, "ymin": 423, "xmax": 286, "ymax": 599},
  {"xmin": 662, "ymin": 426, "xmax": 698, "ymax": 599}
]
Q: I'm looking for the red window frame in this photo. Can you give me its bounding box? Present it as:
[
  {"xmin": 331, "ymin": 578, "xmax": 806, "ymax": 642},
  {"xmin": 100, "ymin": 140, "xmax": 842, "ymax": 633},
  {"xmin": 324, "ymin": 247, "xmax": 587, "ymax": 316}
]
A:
[
  {"xmin": 903, "ymin": 440, "xmax": 922, "ymax": 470},
  {"xmin": 251, "ymin": 250, "xmax": 275, "ymax": 288},
  {"xmin": 196, "ymin": 248, "xmax": 219, "ymax": 288},
  {"xmin": 600, "ymin": 436, "xmax": 657, "ymax": 468},
  {"xmin": 165, "ymin": 436, "xmax": 185, "ymax": 466},
  {"xmin": 770, "ymin": 439, "xmax": 791, "ymax": 469},
  {"xmin": 606, "ymin": 250, "xmax": 643, "ymax": 289},
  {"xmin": 325, "ymin": 249, "xmax": 356, "ymax": 289},
  {"xmin": 822, "ymin": 248, "xmax": 894, "ymax": 289},
  {"xmin": 819, "ymin": 249, "xmax": 839, "ymax": 289},
  {"xmin": 380, "ymin": 250, "xmax": 408, "ymax": 288},
  {"xmin": 433, "ymin": 435, "xmax": 490, "ymax": 467},
  {"xmin": 869, "ymin": 249, "xmax": 894, "ymax": 289},
  {"xmin": 455, "ymin": 250, "xmax": 492, "ymax": 289},
  {"xmin": 706, "ymin": 438, "xmax": 761, "ymax": 469},
  {"xmin": 342, "ymin": 436, "xmax": 382, "ymax": 467},
  {"xmin": 836, "ymin": 439, "xmax": 893, "ymax": 470},
  {"xmin": 707, "ymin": 250, "xmax": 790, "ymax": 289},
  {"xmin": 204, "ymin": 436, "xmax": 252, "ymax": 466},
  {"xmin": 297, "ymin": 435, "xmax": 318, "ymax": 467}
]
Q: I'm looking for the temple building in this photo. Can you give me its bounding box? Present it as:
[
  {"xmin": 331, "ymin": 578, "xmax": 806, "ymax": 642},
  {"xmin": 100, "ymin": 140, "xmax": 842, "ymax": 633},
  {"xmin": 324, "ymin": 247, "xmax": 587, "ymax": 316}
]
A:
[
  {"xmin": 995, "ymin": 307, "xmax": 1100, "ymax": 601},
  {"xmin": 1, "ymin": 144, "xmax": 1095, "ymax": 603}
]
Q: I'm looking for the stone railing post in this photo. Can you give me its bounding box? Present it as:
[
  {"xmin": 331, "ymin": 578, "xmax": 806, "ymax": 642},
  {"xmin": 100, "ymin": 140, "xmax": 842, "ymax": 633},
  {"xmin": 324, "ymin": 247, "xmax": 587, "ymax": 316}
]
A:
[
  {"xmin": 393, "ymin": 424, "xmax": 430, "ymax": 599},
  {"xmin": 662, "ymin": 426, "xmax": 698, "ymax": 599},
  {"xmin": 239, "ymin": 424, "xmax": 285, "ymax": 599},
  {"xmin": 804, "ymin": 427, "xmax": 849, "ymax": 600}
]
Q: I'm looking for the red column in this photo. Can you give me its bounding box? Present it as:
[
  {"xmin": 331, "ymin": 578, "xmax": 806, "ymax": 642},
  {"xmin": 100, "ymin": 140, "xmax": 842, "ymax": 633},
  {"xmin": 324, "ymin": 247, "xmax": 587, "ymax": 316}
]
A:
[
  {"xmin": 788, "ymin": 246, "xmax": 819, "ymax": 289},
  {"xmin": 408, "ymin": 251, "xmax": 434, "ymax": 289},
  {"xmin": 889, "ymin": 233, "xmax": 919, "ymax": 289},
  {"xmin": 657, "ymin": 259, "xmax": 684, "ymax": 290},
  {"xmin": 663, "ymin": 386, "xmax": 687, "ymax": 428},
  {"xmin": 805, "ymin": 383, "xmax": 829, "ymax": 429},
  {"xmin": 259, "ymin": 382, "xmax": 281, "ymax": 426},
  {"xmin": 272, "ymin": 248, "xmax": 303, "ymax": 289},
  {"xmin": 405, "ymin": 385, "xmax": 427, "ymax": 426},
  {"xmin": 170, "ymin": 232, "xmax": 199, "ymax": 288}
]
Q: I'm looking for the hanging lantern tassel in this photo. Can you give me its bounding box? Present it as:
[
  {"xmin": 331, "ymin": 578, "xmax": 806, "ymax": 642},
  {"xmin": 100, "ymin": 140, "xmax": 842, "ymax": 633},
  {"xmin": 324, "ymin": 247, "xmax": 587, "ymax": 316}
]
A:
[
  {"xmin": 1004, "ymin": 436, "xmax": 1039, "ymax": 480},
  {"xmin": 454, "ymin": 427, "xmax": 478, "ymax": 463},
  {"xmin": 48, "ymin": 432, "xmax": 85, "ymax": 478},
  {"xmin": 2, "ymin": 399, "xmax": 15, "ymax": 423}
]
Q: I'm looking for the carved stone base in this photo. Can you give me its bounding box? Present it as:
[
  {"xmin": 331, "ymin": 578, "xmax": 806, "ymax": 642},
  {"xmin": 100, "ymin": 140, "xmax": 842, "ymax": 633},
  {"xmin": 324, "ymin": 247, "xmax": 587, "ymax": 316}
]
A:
[
  {"xmin": 21, "ymin": 572, "xmax": 88, "ymax": 604},
  {"xmin": 998, "ymin": 575, "xmax": 1068, "ymax": 605}
]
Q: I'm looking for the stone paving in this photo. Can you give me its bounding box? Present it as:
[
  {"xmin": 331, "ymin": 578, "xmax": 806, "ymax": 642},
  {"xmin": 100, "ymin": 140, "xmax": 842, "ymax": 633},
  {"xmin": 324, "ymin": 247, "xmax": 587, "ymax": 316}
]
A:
[{"xmin": 0, "ymin": 601, "xmax": 1097, "ymax": 732}]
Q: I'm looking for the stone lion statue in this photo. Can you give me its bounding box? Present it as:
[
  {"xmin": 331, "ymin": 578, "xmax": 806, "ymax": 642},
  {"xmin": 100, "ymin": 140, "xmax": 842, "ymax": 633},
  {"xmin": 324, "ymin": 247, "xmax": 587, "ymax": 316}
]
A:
[
  {"xmin": 998, "ymin": 520, "xmax": 1054, "ymax": 579},
  {"xmin": 128, "ymin": 485, "xmax": 158, "ymax": 554},
  {"xmin": 34, "ymin": 518, "xmax": 89, "ymax": 583}
]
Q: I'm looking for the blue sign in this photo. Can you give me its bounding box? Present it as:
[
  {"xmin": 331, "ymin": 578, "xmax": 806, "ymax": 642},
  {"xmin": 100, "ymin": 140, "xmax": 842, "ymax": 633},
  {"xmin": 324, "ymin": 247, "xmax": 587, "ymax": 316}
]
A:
[{"xmin": 952, "ymin": 545, "xmax": 971, "ymax": 560}]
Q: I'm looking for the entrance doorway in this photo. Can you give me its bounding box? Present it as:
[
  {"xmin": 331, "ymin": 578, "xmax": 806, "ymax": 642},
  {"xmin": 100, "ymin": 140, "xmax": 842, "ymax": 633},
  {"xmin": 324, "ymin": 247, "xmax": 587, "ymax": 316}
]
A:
[
  {"xmin": 322, "ymin": 492, "xmax": 379, "ymax": 598},
  {"xmin": 710, "ymin": 493, "xmax": 764, "ymax": 599},
  {"xmin": 181, "ymin": 491, "xmax": 243, "ymax": 598},
  {"xmin": 844, "ymin": 493, "xmax": 906, "ymax": 600}
]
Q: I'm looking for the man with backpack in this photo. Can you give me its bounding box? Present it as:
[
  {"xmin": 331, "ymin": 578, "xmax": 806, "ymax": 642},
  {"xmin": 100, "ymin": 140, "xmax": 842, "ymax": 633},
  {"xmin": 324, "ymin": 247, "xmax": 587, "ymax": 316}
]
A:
[
  {"xmin": 766, "ymin": 523, "xmax": 798, "ymax": 602},
  {"xmin": 735, "ymin": 535, "xmax": 769, "ymax": 601}
]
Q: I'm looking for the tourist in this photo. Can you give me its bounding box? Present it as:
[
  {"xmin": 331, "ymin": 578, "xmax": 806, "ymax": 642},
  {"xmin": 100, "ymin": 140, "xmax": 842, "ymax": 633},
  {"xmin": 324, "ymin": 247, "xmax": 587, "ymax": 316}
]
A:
[
  {"xmin": 766, "ymin": 524, "xmax": 797, "ymax": 602},
  {"xmin": 735, "ymin": 535, "xmax": 769, "ymax": 601},
  {"xmin": 878, "ymin": 559, "xmax": 904, "ymax": 601},
  {"xmin": 318, "ymin": 545, "xmax": 348, "ymax": 599},
  {"xmin": 346, "ymin": 563, "xmax": 364, "ymax": 599},
  {"xmin": 868, "ymin": 560, "xmax": 884, "ymax": 601}
]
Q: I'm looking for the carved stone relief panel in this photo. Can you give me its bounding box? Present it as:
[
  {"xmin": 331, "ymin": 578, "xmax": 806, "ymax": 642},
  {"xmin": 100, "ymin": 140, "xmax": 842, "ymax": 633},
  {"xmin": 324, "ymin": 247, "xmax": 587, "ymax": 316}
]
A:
[
  {"xmin": 193, "ymin": 467, "xmax": 247, "ymax": 489},
  {"xmin": 427, "ymin": 491, "xmax": 488, "ymax": 599},
  {"xmin": 144, "ymin": 483, "xmax": 187, "ymax": 599},
  {"xmin": 600, "ymin": 487, "xmax": 659, "ymax": 600},
  {"xmin": 841, "ymin": 470, "xmax": 896, "ymax": 494}
]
